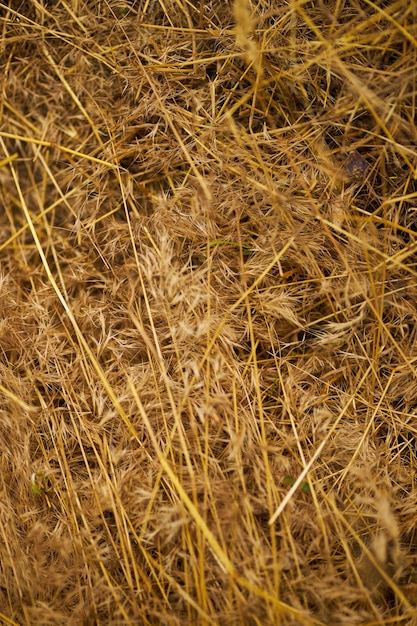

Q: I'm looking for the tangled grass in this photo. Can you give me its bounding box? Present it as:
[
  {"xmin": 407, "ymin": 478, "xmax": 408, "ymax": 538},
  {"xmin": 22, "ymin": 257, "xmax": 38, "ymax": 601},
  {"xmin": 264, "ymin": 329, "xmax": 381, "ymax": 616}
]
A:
[{"xmin": 0, "ymin": 0, "xmax": 417, "ymax": 623}]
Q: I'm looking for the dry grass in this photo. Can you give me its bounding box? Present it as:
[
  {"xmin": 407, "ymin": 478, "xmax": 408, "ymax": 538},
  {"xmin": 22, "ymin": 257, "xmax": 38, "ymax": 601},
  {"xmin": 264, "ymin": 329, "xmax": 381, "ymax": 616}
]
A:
[{"xmin": 0, "ymin": 0, "xmax": 417, "ymax": 623}]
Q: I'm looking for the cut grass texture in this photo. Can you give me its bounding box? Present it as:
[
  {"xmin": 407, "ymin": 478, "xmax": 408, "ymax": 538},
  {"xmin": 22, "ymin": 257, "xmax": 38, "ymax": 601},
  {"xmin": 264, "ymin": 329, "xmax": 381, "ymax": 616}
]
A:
[{"xmin": 0, "ymin": 0, "xmax": 417, "ymax": 624}]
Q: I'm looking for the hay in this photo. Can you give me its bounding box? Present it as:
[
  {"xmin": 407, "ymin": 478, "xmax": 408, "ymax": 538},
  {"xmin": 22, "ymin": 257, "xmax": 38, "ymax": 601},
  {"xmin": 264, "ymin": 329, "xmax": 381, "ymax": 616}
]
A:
[{"xmin": 0, "ymin": 0, "xmax": 416, "ymax": 623}]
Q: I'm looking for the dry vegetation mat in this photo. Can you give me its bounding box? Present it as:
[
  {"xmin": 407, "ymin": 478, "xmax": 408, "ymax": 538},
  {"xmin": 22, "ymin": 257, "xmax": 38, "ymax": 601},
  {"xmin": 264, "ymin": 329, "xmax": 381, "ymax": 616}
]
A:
[{"xmin": 1, "ymin": 0, "xmax": 417, "ymax": 624}]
